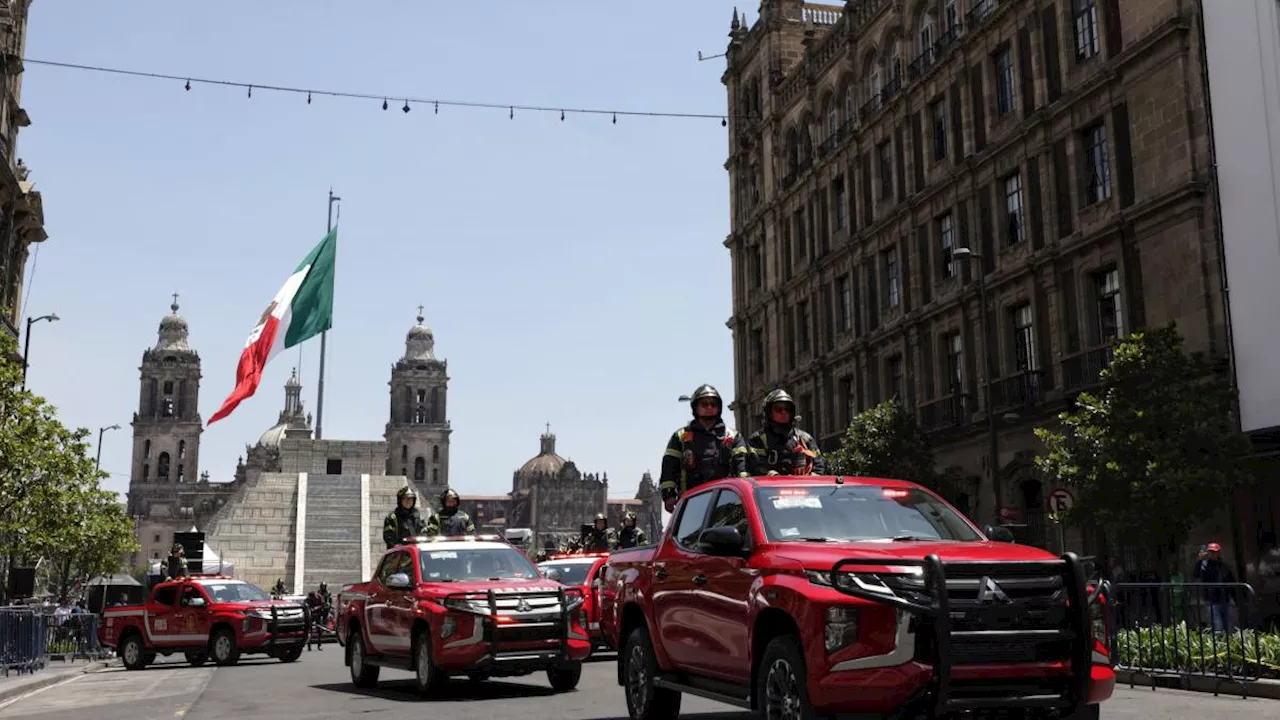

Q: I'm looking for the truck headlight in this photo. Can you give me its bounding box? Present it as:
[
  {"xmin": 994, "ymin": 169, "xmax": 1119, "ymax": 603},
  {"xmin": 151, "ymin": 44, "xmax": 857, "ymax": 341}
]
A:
[
  {"xmin": 440, "ymin": 616, "xmax": 457, "ymax": 639},
  {"xmin": 825, "ymin": 607, "xmax": 859, "ymax": 652}
]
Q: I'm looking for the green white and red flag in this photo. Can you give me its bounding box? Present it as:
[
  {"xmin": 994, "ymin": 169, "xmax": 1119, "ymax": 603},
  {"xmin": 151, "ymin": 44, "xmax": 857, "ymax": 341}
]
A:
[{"xmin": 208, "ymin": 228, "xmax": 337, "ymax": 425}]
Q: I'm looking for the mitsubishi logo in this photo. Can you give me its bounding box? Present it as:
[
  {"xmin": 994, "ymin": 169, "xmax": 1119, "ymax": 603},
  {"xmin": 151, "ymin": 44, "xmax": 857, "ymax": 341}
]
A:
[
  {"xmin": 515, "ymin": 598, "xmax": 532, "ymax": 613},
  {"xmin": 976, "ymin": 576, "xmax": 1011, "ymax": 604}
]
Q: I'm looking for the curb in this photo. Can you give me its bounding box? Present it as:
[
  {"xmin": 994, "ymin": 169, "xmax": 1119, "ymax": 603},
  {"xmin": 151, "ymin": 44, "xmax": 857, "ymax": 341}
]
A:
[
  {"xmin": 0, "ymin": 659, "xmax": 115, "ymax": 705},
  {"xmin": 1115, "ymin": 669, "xmax": 1280, "ymax": 700}
]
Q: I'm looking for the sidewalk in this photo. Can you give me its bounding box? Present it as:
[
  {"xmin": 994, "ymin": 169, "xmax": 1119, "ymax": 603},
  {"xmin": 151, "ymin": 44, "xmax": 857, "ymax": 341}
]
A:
[{"xmin": 0, "ymin": 657, "xmax": 117, "ymax": 705}]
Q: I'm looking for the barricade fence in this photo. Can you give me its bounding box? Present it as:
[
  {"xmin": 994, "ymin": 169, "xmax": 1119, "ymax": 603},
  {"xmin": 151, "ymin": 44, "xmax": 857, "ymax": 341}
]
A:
[
  {"xmin": 1108, "ymin": 581, "xmax": 1280, "ymax": 697},
  {"xmin": 0, "ymin": 607, "xmax": 111, "ymax": 676}
]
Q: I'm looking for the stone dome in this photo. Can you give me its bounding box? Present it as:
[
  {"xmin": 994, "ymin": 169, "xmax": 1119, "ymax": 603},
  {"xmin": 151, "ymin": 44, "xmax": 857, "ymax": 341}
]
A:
[
  {"xmin": 518, "ymin": 426, "xmax": 566, "ymax": 475},
  {"xmin": 404, "ymin": 307, "xmax": 436, "ymax": 362},
  {"xmin": 154, "ymin": 295, "xmax": 192, "ymax": 354},
  {"xmin": 258, "ymin": 423, "xmax": 289, "ymax": 448}
]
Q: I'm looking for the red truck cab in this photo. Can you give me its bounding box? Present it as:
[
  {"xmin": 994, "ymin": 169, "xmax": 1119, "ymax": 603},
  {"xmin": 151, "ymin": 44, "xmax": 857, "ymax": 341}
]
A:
[
  {"xmin": 336, "ymin": 534, "xmax": 592, "ymax": 696},
  {"xmin": 537, "ymin": 551, "xmax": 611, "ymax": 650},
  {"xmin": 98, "ymin": 575, "xmax": 308, "ymax": 669},
  {"xmin": 600, "ymin": 475, "xmax": 1114, "ymax": 720}
]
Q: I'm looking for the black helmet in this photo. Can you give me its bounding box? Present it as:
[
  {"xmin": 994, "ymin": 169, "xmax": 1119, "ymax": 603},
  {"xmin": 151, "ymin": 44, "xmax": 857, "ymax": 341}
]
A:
[
  {"xmin": 762, "ymin": 388, "xmax": 796, "ymax": 421},
  {"xmin": 689, "ymin": 384, "xmax": 723, "ymax": 415},
  {"xmin": 623, "ymin": 511, "xmax": 637, "ymax": 525},
  {"xmin": 170, "ymin": 542, "xmax": 184, "ymax": 554},
  {"xmin": 440, "ymin": 488, "xmax": 460, "ymax": 506},
  {"xmin": 397, "ymin": 485, "xmax": 417, "ymax": 502},
  {"xmin": 594, "ymin": 512, "xmax": 607, "ymax": 525}
]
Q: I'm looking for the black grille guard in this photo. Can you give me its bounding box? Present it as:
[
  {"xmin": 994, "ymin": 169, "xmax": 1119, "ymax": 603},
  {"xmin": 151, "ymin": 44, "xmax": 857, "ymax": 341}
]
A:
[
  {"xmin": 441, "ymin": 587, "xmax": 585, "ymax": 662},
  {"xmin": 828, "ymin": 551, "xmax": 1104, "ymax": 716}
]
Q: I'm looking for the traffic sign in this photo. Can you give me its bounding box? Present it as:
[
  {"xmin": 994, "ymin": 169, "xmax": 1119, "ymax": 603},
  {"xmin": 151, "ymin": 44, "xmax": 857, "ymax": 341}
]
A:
[{"xmin": 1047, "ymin": 488, "xmax": 1076, "ymax": 514}]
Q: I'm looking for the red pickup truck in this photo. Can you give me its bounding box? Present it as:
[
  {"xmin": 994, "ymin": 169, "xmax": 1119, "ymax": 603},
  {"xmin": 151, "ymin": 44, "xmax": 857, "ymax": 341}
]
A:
[
  {"xmin": 336, "ymin": 535, "xmax": 592, "ymax": 696},
  {"xmin": 98, "ymin": 575, "xmax": 308, "ymax": 669},
  {"xmin": 537, "ymin": 551, "xmax": 611, "ymax": 651},
  {"xmin": 599, "ymin": 475, "xmax": 1114, "ymax": 720}
]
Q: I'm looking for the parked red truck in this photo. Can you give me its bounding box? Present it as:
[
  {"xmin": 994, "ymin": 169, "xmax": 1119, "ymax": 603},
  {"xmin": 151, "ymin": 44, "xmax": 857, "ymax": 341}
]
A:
[
  {"xmin": 98, "ymin": 575, "xmax": 308, "ymax": 669},
  {"xmin": 600, "ymin": 474, "xmax": 1114, "ymax": 719},
  {"xmin": 336, "ymin": 535, "xmax": 592, "ymax": 696},
  {"xmin": 537, "ymin": 551, "xmax": 612, "ymax": 651}
]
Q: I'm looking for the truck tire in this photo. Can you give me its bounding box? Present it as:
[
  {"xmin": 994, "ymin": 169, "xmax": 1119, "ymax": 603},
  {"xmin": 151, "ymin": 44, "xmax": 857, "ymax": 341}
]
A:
[
  {"xmin": 119, "ymin": 634, "xmax": 148, "ymax": 671},
  {"xmin": 274, "ymin": 645, "xmax": 303, "ymax": 663},
  {"xmin": 412, "ymin": 631, "xmax": 446, "ymax": 696},
  {"xmin": 348, "ymin": 631, "xmax": 380, "ymax": 688},
  {"xmin": 757, "ymin": 635, "xmax": 817, "ymax": 720},
  {"xmin": 547, "ymin": 660, "xmax": 582, "ymax": 692},
  {"xmin": 210, "ymin": 628, "xmax": 240, "ymax": 666},
  {"xmin": 622, "ymin": 626, "xmax": 681, "ymax": 720}
]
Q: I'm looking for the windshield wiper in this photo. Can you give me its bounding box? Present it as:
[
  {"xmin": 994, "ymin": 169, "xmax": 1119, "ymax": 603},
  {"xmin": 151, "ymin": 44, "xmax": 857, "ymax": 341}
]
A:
[
  {"xmin": 794, "ymin": 536, "xmax": 835, "ymax": 542},
  {"xmin": 890, "ymin": 535, "xmax": 933, "ymax": 542}
]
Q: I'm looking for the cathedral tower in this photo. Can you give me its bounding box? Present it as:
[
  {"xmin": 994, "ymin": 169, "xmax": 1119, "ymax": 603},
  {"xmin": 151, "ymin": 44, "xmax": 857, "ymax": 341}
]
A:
[
  {"xmin": 385, "ymin": 308, "xmax": 450, "ymax": 487},
  {"xmin": 127, "ymin": 296, "xmax": 203, "ymax": 518}
]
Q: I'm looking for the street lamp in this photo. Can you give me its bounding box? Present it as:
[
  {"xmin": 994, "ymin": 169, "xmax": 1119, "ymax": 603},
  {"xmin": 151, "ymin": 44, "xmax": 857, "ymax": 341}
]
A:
[
  {"xmin": 21, "ymin": 313, "xmax": 59, "ymax": 391},
  {"xmin": 950, "ymin": 247, "xmax": 1004, "ymax": 527},
  {"xmin": 96, "ymin": 424, "xmax": 122, "ymax": 471}
]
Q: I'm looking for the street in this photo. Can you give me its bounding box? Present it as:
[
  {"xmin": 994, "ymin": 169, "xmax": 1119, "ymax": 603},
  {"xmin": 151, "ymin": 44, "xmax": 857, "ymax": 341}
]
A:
[{"xmin": 0, "ymin": 650, "xmax": 1276, "ymax": 719}]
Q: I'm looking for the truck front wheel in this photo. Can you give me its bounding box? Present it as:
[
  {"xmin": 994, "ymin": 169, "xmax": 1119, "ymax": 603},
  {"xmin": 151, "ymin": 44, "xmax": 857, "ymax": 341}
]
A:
[
  {"xmin": 622, "ymin": 626, "xmax": 681, "ymax": 720},
  {"xmin": 119, "ymin": 635, "xmax": 148, "ymax": 671},
  {"xmin": 757, "ymin": 636, "xmax": 816, "ymax": 720},
  {"xmin": 547, "ymin": 660, "xmax": 582, "ymax": 692},
  {"xmin": 348, "ymin": 631, "xmax": 380, "ymax": 688}
]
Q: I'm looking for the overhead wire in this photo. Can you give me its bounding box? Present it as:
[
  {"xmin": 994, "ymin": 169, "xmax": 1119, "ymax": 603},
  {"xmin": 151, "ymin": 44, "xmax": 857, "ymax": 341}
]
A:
[{"xmin": 20, "ymin": 57, "xmax": 733, "ymax": 126}]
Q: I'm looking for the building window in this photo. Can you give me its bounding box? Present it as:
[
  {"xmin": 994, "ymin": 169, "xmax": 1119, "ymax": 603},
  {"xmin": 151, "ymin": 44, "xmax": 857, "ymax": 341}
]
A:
[
  {"xmin": 401, "ymin": 445, "xmax": 408, "ymax": 462},
  {"xmin": 883, "ymin": 248, "xmax": 901, "ymax": 308},
  {"xmin": 798, "ymin": 301, "xmax": 811, "ymax": 353},
  {"xmin": 837, "ymin": 275, "xmax": 852, "ymax": 332},
  {"xmin": 793, "ymin": 209, "xmax": 807, "ymax": 260},
  {"xmin": 1074, "ymin": 0, "xmax": 1100, "ymax": 60},
  {"xmin": 886, "ymin": 356, "xmax": 904, "ymax": 399},
  {"xmin": 1004, "ymin": 172, "xmax": 1025, "ymax": 244},
  {"xmin": 930, "ymin": 99, "xmax": 947, "ymax": 161},
  {"xmin": 825, "ymin": 97, "xmax": 838, "ymax": 139},
  {"xmin": 750, "ymin": 245, "xmax": 763, "ymax": 287},
  {"xmin": 943, "ymin": 0, "xmax": 958, "ymax": 30},
  {"xmin": 326, "ymin": 458, "xmax": 343, "ymax": 474},
  {"xmin": 1094, "ymin": 268, "xmax": 1123, "ymax": 342},
  {"xmin": 1083, "ymin": 122, "xmax": 1111, "ymax": 204},
  {"xmin": 157, "ymin": 452, "xmax": 171, "ymax": 481},
  {"xmin": 177, "ymin": 464, "xmax": 185, "ymax": 483},
  {"xmin": 432, "ymin": 445, "xmax": 440, "ymax": 462},
  {"xmin": 752, "ymin": 328, "xmax": 765, "ymax": 374},
  {"xmin": 839, "ymin": 376, "xmax": 855, "ymax": 427},
  {"xmin": 786, "ymin": 310, "xmax": 797, "ymax": 369},
  {"xmin": 878, "ymin": 141, "xmax": 894, "ymax": 201},
  {"xmin": 945, "ymin": 331, "xmax": 964, "ymax": 392},
  {"xmin": 919, "ymin": 13, "xmax": 935, "ymax": 62},
  {"xmin": 1011, "ymin": 304, "xmax": 1037, "ymax": 373},
  {"xmin": 432, "ymin": 467, "xmax": 440, "ymax": 484},
  {"xmin": 833, "ymin": 176, "xmax": 846, "ymax": 229},
  {"xmin": 994, "ymin": 45, "xmax": 1016, "ymax": 116},
  {"xmin": 414, "ymin": 457, "xmax": 425, "ymax": 481},
  {"xmin": 144, "ymin": 439, "xmax": 151, "ymax": 458},
  {"xmin": 938, "ymin": 213, "xmax": 955, "ymax": 278},
  {"xmin": 178, "ymin": 440, "xmax": 185, "ymax": 460}
]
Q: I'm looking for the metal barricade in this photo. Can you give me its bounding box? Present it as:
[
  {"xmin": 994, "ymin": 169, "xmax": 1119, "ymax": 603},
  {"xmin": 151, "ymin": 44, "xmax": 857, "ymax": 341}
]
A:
[
  {"xmin": 40, "ymin": 612, "xmax": 106, "ymax": 661},
  {"xmin": 1109, "ymin": 581, "xmax": 1270, "ymax": 698},
  {"xmin": 0, "ymin": 607, "xmax": 47, "ymax": 676}
]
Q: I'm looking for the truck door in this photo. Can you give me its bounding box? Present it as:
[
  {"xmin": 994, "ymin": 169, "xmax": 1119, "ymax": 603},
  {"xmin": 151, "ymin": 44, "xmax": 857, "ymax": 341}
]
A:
[
  {"xmin": 175, "ymin": 584, "xmax": 213, "ymax": 645},
  {"xmin": 652, "ymin": 490, "xmax": 715, "ymax": 670},
  {"xmin": 367, "ymin": 551, "xmax": 408, "ymax": 655},
  {"xmin": 683, "ymin": 488, "xmax": 754, "ymax": 683},
  {"xmin": 145, "ymin": 584, "xmax": 181, "ymax": 647}
]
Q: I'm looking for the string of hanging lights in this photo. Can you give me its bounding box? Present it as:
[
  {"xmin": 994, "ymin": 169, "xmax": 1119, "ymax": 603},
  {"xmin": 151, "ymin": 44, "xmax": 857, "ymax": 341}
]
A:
[{"xmin": 21, "ymin": 57, "xmax": 732, "ymax": 126}]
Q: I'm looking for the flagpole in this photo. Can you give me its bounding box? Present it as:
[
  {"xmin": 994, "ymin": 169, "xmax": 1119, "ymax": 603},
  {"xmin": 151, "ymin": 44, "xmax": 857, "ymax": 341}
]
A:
[{"xmin": 316, "ymin": 188, "xmax": 339, "ymax": 439}]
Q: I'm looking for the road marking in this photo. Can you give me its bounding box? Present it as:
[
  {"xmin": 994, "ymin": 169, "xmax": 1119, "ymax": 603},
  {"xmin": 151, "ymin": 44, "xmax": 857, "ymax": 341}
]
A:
[
  {"xmin": 0, "ymin": 671, "xmax": 87, "ymax": 711},
  {"xmin": 174, "ymin": 702, "xmax": 189, "ymax": 716}
]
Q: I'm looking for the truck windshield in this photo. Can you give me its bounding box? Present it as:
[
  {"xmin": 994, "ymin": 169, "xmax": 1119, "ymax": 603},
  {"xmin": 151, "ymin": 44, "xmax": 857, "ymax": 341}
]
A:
[
  {"xmin": 419, "ymin": 547, "xmax": 541, "ymax": 582},
  {"xmin": 196, "ymin": 581, "xmax": 272, "ymax": 603},
  {"xmin": 754, "ymin": 485, "xmax": 982, "ymax": 543},
  {"xmin": 538, "ymin": 561, "xmax": 592, "ymax": 585}
]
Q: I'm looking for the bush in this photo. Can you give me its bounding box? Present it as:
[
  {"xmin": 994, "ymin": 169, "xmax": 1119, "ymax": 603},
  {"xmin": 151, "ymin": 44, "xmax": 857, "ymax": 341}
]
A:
[{"xmin": 1114, "ymin": 623, "xmax": 1280, "ymax": 679}]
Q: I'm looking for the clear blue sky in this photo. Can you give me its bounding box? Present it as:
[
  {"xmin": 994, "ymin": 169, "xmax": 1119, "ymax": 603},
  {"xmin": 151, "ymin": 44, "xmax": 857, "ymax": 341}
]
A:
[{"xmin": 19, "ymin": 0, "xmax": 747, "ymax": 502}]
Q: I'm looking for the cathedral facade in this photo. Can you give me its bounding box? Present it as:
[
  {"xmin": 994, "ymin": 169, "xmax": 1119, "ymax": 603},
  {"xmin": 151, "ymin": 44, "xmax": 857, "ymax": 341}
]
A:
[{"xmin": 125, "ymin": 301, "xmax": 660, "ymax": 591}]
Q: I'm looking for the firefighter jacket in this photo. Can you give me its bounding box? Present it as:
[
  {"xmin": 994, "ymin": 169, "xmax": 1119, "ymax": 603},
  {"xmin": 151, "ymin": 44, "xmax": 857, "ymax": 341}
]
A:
[
  {"xmin": 582, "ymin": 527, "xmax": 615, "ymax": 552},
  {"xmin": 163, "ymin": 555, "xmax": 189, "ymax": 580},
  {"xmin": 425, "ymin": 508, "xmax": 476, "ymax": 536},
  {"xmin": 659, "ymin": 419, "xmax": 750, "ymax": 500},
  {"xmin": 383, "ymin": 506, "xmax": 427, "ymax": 548},
  {"xmin": 747, "ymin": 424, "xmax": 828, "ymax": 476},
  {"xmin": 616, "ymin": 526, "xmax": 648, "ymax": 549}
]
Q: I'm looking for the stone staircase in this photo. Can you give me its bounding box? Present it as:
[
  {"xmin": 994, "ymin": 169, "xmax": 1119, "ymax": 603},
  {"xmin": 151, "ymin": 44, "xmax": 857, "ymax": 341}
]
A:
[{"xmin": 301, "ymin": 475, "xmax": 365, "ymax": 590}]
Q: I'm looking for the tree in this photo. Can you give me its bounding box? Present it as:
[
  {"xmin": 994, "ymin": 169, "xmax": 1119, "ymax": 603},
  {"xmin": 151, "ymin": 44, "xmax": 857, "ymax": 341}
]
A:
[
  {"xmin": 1034, "ymin": 324, "xmax": 1252, "ymax": 555},
  {"xmin": 829, "ymin": 397, "xmax": 937, "ymax": 487}
]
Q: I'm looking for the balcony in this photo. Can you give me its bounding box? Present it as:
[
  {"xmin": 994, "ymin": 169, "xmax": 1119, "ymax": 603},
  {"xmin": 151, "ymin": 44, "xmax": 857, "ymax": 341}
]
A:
[
  {"xmin": 1061, "ymin": 344, "xmax": 1115, "ymax": 393},
  {"xmin": 918, "ymin": 392, "xmax": 967, "ymax": 433},
  {"xmin": 989, "ymin": 370, "xmax": 1045, "ymax": 412}
]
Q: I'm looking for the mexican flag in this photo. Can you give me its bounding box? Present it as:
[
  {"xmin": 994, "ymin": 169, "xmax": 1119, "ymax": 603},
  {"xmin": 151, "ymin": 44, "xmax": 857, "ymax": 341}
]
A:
[{"xmin": 208, "ymin": 228, "xmax": 337, "ymax": 426}]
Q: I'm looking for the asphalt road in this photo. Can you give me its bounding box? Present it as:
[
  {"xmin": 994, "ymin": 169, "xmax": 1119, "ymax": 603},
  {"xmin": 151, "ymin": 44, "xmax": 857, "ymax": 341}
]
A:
[{"xmin": 0, "ymin": 648, "xmax": 1276, "ymax": 719}]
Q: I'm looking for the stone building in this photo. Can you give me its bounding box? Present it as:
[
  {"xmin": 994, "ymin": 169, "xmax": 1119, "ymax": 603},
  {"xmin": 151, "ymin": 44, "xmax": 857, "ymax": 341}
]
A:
[
  {"xmin": 0, "ymin": 1, "xmax": 49, "ymax": 355},
  {"xmin": 722, "ymin": 0, "xmax": 1228, "ymax": 548}
]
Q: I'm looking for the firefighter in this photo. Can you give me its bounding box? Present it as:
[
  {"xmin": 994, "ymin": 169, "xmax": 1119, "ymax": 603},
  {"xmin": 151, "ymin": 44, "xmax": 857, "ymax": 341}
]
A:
[
  {"xmin": 162, "ymin": 543, "xmax": 189, "ymax": 580},
  {"xmin": 582, "ymin": 513, "xmax": 615, "ymax": 552},
  {"xmin": 746, "ymin": 388, "xmax": 828, "ymax": 476},
  {"xmin": 659, "ymin": 384, "xmax": 749, "ymax": 512},
  {"xmin": 615, "ymin": 511, "xmax": 648, "ymax": 549},
  {"xmin": 383, "ymin": 485, "xmax": 427, "ymax": 548},
  {"xmin": 424, "ymin": 488, "xmax": 476, "ymax": 536}
]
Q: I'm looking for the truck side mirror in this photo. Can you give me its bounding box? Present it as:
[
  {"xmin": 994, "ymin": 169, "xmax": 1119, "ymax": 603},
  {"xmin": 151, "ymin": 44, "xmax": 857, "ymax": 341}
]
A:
[
  {"xmin": 385, "ymin": 572, "xmax": 413, "ymax": 589},
  {"xmin": 697, "ymin": 526, "xmax": 747, "ymax": 557},
  {"xmin": 984, "ymin": 525, "xmax": 1016, "ymax": 543},
  {"xmin": 185, "ymin": 597, "xmax": 206, "ymax": 608}
]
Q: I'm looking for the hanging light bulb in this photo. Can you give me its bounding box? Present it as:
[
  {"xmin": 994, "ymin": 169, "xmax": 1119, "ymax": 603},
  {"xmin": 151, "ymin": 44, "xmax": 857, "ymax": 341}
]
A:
[
  {"xmin": 184, "ymin": 79, "xmax": 191, "ymax": 91},
  {"xmin": 307, "ymin": 92, "xmax": 312, "ymax": 104},
  {"xmin": 509, "ymin": 106, "xmax": 514, "ymax": 119},
  {"xmin": 403, "ymin": 99, "xmax": 410, "ymax": 113},
  {"xmin": 434, "ymin": 101, "xmax": 439, "ymax": 114},
  {"xmin": 722, "ymin": 117, "xmax": 727, "ymax": 127},
  {"xmin": 247, "ymin": 85, "xmax": 253, "ymax": 98},
  {"xmin": 560, "ymin": 110, "xmax": 565, "ymax": 121},
  {"xmin": 382, "ymin": 98, "xmax": 388, "ymax": 111},
  {"xmin": 612, "ymin": 113, "xmax": 617, "ymax": 124}
]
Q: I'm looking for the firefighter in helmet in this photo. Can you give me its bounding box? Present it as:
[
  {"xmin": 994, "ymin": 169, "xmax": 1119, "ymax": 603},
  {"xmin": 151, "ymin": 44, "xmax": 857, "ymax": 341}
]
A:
[
  {"xmin": 163, "ymin": 542, "xmax": 190, "ymax": 580},
  {"xmin": 582, "ymin": 513, "xmax": 615, "ymax": 552},
  {"xmin": 746, "ymin": 388, "xmax": 827, "ymax": 476},
  {"xmin": 615, "ymin": 511, "xmax": 648, "ymax": 549},
  {"xmin": 659, "ymin": 384, "xmax": 749, "ymax": 512},
  {"xmin": 425, "ymin": 488, "xmax": 476, "ymax": 536},
  {"xmin": 383, "ymin": 485, "xmax": 427, "ymax": 548}
]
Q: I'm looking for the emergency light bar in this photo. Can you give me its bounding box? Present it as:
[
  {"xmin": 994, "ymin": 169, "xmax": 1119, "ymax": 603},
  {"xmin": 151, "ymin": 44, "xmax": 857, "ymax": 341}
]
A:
[
  {"xmin": 543, "ymin": 551, "xmax": 611, "ymax": 561},
  {"xmin": 405, "ymin": 534, "xmax": 508, "ymax": 544}
]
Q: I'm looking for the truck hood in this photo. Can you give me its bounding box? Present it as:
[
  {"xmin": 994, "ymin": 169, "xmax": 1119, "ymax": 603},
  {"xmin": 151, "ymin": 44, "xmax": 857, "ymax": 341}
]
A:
[
  {"xmin": 235, "ymin": 600, "xmax": 305, "ymax": 613},
  {"xmin": 771, "ymin": 540, "xmax": 1058, "ymax": 572}
]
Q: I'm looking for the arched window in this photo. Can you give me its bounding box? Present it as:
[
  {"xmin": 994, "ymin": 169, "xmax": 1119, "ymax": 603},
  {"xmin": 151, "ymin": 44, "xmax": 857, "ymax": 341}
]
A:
[
  {"xmin": 157, "ymin": 452, "xmax": 171, "ymax": 481},
  {"xmin": 401, "ymin": 445, "xmax": 408, "ymax": 462},
  {"xmin": 414, "ymin": 457, "xmax": 426, "ymax": 481},
  {"xmin": 143, "ymin": 463, "xmax": 150, "ymax": 480},
  {"xmin": 432, "ymin": 468, "xmax": 440, "ymax": 484},
  {"xmin": 178, "ymin": 440, "xmax": 186, "ymax": 460},
  {"xmin": 144, "ymin": 439, "xmax": 151, "ymax": 458},
  {"xmin": 824, "ymin": 95, "xmax": 837, "ymax": 138},
  {"xmin": 919, "ymin": 12, "xmax": 935, "ymax": 61},
  {"xmin": 432, "ymin": 445, "xmax": 439, "ymax": 462}
]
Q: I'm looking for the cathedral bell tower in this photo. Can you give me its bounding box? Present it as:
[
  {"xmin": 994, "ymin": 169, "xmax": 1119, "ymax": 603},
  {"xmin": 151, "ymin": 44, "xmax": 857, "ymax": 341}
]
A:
[
  {"xmin": 127, "ymin": 295, "xmax": 203, "ymax": 519},
  {"xmin": 385, "ymin": 307, "xmax": 451, "ymax": 487}
]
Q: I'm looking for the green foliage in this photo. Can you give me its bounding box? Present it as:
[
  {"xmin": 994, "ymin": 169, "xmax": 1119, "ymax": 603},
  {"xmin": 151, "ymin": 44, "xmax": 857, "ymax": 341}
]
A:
[
  {"xmin": 1034, "ymin": 324, "xmax": 1251, "ymax": 553},
  {"xmin": 1115, "ymin": 623, "xmax": 1280, "ymax": 678},
  {"xmin": 829, "ymin": 397, "xmax": 936, "ymax": 487},
  {"xmin": 0, "ymin": 330, "xmax": 139, "ymax": 602}
]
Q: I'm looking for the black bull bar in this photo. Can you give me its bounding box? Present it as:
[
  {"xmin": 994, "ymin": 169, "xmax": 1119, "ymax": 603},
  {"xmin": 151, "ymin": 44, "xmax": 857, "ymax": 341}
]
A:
[
  {"xmin": 442, "ymin": 586, "xmax": 586, "ymax": 662},
  {"xmin": 828, "ymin": 551, "xmax": 1107, "ymax": 717}
]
